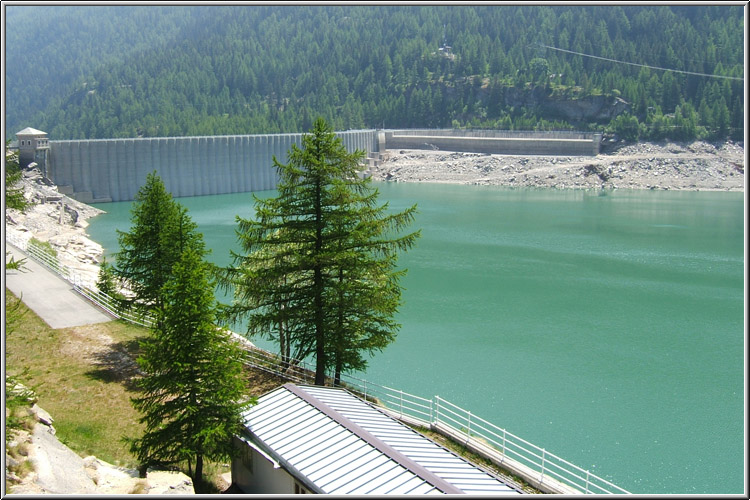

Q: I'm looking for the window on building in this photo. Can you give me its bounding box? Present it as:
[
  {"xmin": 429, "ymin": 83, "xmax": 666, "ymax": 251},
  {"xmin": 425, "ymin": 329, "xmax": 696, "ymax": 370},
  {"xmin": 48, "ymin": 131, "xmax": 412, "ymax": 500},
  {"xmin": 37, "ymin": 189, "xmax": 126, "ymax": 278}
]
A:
[{"xmin": 294, "ymin": 483, "xmax": 309, "ymax": 494}]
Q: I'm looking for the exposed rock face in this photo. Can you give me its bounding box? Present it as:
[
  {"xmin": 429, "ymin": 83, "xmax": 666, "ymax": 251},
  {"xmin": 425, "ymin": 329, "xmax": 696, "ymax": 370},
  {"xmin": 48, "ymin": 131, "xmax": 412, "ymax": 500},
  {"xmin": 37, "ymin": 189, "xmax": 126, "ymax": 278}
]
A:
[
  {"xmin": 542, "ymin": 94, "xmax": 630, "ymax": 122},
  {"xmin": 502, "ymin": 86, "xmax": 631, "ymax": 122},
  {"xmin": 5, "ymin": 164, "xmax": 105, "ymax": 284},
  {"xmin": 6, "ymin": 401, "xmax": 195, "ymax": 495}
]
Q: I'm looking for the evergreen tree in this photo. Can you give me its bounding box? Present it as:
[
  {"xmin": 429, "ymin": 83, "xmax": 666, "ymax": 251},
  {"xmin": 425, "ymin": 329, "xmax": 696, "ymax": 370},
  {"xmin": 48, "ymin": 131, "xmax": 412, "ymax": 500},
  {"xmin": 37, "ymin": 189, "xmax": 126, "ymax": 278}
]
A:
[
  {"xmin": 115, "ymin": 171, "xmax": 206, "ymax": 311},
  {"xmin": 4, "ymin": 142, "xmax": 30, "ymax": 212},
  {"xmin": 5, "ymin": 142, "xmax": 31, "ymax": 271},
  {"xmin": 130, "ymin": 247, "xmax": 252, "ymax": 487},
  {"xmin": 221, "ymin": 117, "xmax": 419, "ymax": 385}
]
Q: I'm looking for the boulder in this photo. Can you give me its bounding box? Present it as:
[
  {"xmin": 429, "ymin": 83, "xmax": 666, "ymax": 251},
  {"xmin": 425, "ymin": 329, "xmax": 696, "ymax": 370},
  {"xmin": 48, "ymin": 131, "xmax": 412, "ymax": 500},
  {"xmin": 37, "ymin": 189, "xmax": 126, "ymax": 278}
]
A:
[{"xmin": 146, "ymin": 470, "xmax": 195, "ymax": 494}]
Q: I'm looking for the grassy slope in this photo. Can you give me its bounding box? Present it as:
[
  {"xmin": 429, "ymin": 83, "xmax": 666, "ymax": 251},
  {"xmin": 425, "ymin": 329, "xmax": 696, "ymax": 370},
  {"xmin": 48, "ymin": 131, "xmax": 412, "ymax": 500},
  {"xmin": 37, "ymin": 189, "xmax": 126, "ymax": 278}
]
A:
[
  {"xmin": 5, "ymin": 291, "xmax": 146, "ymax": 466},
  {"xmin": 3, "ymin": 289, "xmax": 242, "ymax": 492}
]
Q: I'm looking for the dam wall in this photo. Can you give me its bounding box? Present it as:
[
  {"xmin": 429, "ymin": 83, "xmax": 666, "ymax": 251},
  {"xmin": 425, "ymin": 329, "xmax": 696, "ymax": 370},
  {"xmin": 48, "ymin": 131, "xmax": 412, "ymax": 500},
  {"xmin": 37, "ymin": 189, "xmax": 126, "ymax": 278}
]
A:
[
  {"xmin": 45, "ymin": 128, "xmax": 600, "ymax": 203},
  {"xmin": 381, "ymin": 129, "xmax": 601, "ymax": 156},
  {"xmin": 48, "ymin": 130, "xmax": 378, "ymax": 203}
]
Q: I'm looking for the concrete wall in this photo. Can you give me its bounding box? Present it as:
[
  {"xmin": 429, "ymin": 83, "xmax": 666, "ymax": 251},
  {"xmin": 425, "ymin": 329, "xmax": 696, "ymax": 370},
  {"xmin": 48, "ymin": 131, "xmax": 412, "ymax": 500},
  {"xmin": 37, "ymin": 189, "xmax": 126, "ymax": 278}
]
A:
[
  {"xmin": 48, "ymin": 130, "xmax": 378, "ymax": 203},
  {"xmin": 46, "ymin": 128, "xmax": 600, "ymax": 203},
  {"xmin": 17, "ymin": 132, "xmax": 50, "ymax": 169},
  {"xmin": 383, "ymin": 129, "xmax": 601, "ymax": 156}
]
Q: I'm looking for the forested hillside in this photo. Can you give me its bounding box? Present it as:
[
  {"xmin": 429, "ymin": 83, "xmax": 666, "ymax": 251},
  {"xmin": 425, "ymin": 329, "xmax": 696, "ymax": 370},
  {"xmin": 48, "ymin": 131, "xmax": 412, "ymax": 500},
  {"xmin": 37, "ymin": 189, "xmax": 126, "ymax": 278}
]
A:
[{"xmin": 4, "ymin": 5, "xmax": 744, "ymax": 142}]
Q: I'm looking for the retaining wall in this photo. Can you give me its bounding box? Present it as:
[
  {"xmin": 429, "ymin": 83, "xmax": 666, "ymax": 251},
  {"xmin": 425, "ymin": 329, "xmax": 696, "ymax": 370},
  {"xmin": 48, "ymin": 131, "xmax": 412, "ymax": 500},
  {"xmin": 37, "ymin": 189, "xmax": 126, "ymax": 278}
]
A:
[{"xmin": 383, "ymin": 129, "xmax": 601, "ymax": 156}]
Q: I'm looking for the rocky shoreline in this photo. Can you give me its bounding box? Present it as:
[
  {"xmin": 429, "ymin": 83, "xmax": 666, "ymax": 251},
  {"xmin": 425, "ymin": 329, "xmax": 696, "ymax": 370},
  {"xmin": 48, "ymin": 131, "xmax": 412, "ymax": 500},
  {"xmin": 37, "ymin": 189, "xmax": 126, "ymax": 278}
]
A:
[
  {"xmin": 369, "ymin": 140, "xmax": 745, "ymax": 192},
  {"xmin": 5, "ymin": 165, "xmax": 105, "ymax": 284}
]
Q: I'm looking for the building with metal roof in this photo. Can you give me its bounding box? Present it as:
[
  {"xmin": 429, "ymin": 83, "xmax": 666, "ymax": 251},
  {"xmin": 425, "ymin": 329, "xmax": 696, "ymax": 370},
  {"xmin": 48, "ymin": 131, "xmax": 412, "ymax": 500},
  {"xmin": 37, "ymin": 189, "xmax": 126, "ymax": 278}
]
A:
[
  {"xmin": 15, "ymin": 127, "xmax": 50, "ymax": 170},
  {"xmin": 231, "ymin": 383, "xmax": 524, "ymax": 495}
]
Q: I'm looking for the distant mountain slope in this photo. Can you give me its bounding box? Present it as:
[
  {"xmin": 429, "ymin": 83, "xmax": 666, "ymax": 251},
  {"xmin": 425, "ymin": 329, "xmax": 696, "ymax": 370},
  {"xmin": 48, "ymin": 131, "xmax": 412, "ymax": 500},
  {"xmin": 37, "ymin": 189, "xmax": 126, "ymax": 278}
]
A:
[
  {"xmin": 4, "ymin": 5, "xmax": 743, "ymax": 141},
  {"xmin": 4, "ymin": 6, "xmax": 207, "ymax": 137}
]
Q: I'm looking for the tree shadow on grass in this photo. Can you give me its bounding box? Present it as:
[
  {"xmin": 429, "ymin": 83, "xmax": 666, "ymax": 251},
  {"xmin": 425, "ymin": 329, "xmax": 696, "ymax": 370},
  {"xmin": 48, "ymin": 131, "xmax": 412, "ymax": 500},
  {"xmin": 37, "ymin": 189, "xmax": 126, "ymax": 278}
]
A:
[{"xmin": 85, "ymin": 339, "xmax": 143, "ymax": 391}]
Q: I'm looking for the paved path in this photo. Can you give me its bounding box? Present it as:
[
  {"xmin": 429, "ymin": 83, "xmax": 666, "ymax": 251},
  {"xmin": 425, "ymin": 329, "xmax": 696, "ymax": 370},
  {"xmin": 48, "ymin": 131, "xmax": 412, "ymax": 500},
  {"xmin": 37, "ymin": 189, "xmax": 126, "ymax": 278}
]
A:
[{"xmin": 5, "ymin": 244, "xmax": 112, "ymax": 328}]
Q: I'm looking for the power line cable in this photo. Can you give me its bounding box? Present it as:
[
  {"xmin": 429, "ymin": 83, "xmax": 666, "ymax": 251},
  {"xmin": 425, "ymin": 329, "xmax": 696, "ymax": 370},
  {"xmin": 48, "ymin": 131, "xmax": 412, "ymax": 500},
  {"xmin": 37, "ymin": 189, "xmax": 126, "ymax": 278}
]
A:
[{"xmin": 539, "ymin": 43, "xmax": 743, "ymax": 81}]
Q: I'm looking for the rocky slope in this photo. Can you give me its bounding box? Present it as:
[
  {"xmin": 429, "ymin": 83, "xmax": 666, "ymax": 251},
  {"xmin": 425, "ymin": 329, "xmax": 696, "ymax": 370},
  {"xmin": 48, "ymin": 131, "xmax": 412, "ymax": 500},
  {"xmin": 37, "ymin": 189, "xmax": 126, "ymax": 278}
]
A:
[
  {"xmin": 5, "ymin": 393, "xmax": 194, "ymax": 495},
  {"xmin": 5, "ymin": 165, "xmax": 105, "ymax": 284},
  {"xmin": 369, "ymin": 140, "xmax": 744, "ymax": 191}
]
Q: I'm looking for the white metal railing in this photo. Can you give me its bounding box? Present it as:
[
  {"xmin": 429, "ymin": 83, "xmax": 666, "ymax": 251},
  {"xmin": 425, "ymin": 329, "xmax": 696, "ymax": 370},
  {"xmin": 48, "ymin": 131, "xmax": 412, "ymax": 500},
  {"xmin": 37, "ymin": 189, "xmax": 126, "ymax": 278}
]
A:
[
  {"xmin": 434, "ymin": 397, "xmax": 630, "ymax": 494},
  {"xmin": 6, "ymin": 233, "xmax": 628, "ymax": 494},
  {"xmin": 73, "ymin": 283, "xmax": 155, "ymax": 328}
]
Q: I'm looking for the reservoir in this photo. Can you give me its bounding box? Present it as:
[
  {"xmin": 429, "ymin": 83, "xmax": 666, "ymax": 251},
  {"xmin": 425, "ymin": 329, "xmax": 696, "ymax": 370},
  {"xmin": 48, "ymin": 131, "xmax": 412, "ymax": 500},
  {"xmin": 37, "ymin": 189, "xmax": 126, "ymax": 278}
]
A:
[{"xmin": 88, "ymin": 183, "xmax": 744, "ymax": 494}]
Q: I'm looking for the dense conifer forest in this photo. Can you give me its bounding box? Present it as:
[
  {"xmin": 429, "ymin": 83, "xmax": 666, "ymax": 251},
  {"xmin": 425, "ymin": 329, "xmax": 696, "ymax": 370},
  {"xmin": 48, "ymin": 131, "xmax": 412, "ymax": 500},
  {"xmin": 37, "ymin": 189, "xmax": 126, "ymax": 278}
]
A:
[{"xmin": 4, "ymin": 5, "xmax": 744, "ymax": 142}]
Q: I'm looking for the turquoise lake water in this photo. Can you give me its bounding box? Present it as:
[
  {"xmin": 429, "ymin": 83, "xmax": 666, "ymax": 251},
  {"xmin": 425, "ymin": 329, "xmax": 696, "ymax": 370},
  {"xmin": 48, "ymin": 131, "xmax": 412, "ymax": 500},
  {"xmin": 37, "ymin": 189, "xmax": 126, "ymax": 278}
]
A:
[{"xmin": 89, "ymin": 183, "xmax": 745, "ymax": 494}]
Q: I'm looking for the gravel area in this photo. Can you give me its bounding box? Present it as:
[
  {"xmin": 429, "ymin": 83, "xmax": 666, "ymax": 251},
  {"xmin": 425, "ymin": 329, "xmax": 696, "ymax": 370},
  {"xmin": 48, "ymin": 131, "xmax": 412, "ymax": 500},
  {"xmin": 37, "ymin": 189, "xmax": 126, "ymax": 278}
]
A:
[{"xmin": 369, "ymin": 140, "xmax": 744, "ymax": 191}]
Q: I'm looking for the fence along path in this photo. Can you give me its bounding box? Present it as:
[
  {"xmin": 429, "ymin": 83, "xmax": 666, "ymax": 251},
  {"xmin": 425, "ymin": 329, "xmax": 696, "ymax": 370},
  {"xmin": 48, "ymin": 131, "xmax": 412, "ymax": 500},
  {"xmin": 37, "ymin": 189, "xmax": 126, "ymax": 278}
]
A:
[{"xmin": 5, "ymin": 234, "xmax": 629, "ymax": 495}]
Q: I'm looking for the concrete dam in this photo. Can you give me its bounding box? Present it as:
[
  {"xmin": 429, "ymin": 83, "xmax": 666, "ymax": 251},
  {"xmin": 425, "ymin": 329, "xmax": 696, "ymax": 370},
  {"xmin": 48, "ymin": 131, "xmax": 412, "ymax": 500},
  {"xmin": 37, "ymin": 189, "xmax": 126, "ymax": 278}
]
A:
[
  {"xmin": 47, "ymin": 130, "xmax": 378, "ymax": 203},
  {"xmin": 36, "ymin": 129, "xmax": 601, "ymax": 203}
]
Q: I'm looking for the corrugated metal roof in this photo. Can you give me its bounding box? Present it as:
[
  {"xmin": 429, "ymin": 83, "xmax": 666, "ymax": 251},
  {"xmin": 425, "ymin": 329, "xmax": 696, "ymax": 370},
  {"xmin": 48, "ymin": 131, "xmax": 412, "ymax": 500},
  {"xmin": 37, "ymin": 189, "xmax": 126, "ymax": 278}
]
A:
[{"xmin": 241, "ymin": 383, "xmax": 522, "ymax": 495}]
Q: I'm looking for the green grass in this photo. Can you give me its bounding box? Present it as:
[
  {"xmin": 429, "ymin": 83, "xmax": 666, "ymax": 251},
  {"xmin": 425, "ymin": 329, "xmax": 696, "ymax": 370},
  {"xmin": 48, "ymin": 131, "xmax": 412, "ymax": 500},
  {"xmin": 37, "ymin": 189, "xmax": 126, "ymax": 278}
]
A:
[
  {"xmin": 4, "ymin": 288, "xmax": 249, "ymax": 492},
  {"xmin": 5, "ymin": 290, "xmax": 147, "ymax": 466},
  {"xmin": 28, "ymin": 237, "xmax": 57, "ymax": 258}
]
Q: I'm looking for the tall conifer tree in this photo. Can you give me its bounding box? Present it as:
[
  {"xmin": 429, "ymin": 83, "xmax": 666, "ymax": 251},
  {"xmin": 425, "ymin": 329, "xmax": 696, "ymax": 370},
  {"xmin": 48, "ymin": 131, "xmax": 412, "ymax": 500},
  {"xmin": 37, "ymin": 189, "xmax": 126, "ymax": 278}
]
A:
[
  {"xmin": 115, "ymin": 171, "xmax": 206, "ymax": 310},
  {"xmin": 222, "ymin": 117, "xmax": 419, "ymax": 385},
  {"xmin": 130, "ymin": 247, "xmax": 251, "ymax": 486}
]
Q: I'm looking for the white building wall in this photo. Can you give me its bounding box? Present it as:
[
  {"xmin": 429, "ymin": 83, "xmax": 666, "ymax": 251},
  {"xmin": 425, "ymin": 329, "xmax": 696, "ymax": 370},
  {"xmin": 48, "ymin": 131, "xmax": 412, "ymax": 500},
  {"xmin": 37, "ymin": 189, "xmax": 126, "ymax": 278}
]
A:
[{"xmin": 231, "ymin": 437, "xmax": 298, "ymax": 494}]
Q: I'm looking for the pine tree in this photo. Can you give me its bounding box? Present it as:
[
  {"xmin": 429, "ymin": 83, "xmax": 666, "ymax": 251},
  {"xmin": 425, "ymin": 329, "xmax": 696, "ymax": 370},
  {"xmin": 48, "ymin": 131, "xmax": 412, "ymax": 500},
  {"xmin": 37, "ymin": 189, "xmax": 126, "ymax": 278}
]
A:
[
  {"xmin": 4, "ymin": 142, "xmax": 30, "ymax": 213},
  {"xmin": 129, "ymin": 247, "xmax": 252, "ymax": 487},
  {"xmin": 221, "ymin": 117, "xmax": 419, "ymax": 385},
  {"xmin": 5, "ymin": 142, "xmax": 31, "ymax": 271},
  {"xmin": 115, "ymin": 171, "xmax": 206, "ymax": 311}
]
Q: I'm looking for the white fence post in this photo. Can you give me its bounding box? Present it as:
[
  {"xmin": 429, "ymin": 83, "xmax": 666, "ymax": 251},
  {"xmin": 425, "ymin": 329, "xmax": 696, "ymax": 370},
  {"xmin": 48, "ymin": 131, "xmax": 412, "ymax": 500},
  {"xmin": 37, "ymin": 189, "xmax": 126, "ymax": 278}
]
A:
[{"xmin": 502, "ymin": 428, "xmax": 507, "ymax": 457}]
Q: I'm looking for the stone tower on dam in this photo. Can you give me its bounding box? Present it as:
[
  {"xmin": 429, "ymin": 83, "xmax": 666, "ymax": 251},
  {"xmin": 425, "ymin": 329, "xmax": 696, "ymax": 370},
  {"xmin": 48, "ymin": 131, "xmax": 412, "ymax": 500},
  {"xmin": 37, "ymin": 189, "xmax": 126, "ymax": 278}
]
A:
[{"xmin": 15, "ymin": 127, "xmax": 50, "ymax": 171}]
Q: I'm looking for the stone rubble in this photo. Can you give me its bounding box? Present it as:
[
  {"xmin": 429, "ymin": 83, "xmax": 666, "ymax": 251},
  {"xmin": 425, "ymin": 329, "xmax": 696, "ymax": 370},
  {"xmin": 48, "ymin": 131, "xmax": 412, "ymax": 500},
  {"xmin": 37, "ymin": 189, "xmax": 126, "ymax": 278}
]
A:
[
  {"xmin": 369, "ymin": 140, "xmax": 744, "ymax": 192},
  {"xmin": 5, "ymin": 164, "xmax": 106, "ymax": 284}
]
